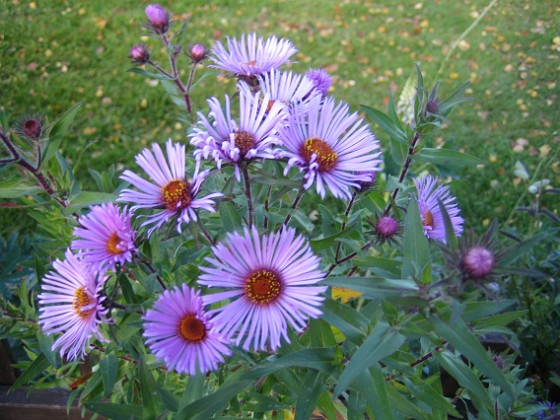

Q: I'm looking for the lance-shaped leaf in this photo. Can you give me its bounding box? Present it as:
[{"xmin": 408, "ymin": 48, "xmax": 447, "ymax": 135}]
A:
[
  {"xmin": 42, "ymin": 102, "xmax": 82, "ymax": 166},
  {"xmin": 402, "ymin": 196, "xmax": 430, "ymax": 278}
]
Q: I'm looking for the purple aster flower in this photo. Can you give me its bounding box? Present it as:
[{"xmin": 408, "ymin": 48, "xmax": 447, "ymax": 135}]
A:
[
  {"xmin": 198, "ymin": 227, "xmax": 327, "ymax": 351},
  {"xmin": 239, "ymin": 69, "xmax": 320, "ymax": 116},
  {"xmin": 414, "ymin": 175, "xmax": 463, "ymax": 243},
  {"xmin": 145, "ymin": 4, "xmax": 170, "ymax": 34},
  {"xmin": 276, "ymin": 95, "xmax": 383, "ymax": 199},
  {"xmin": 210, "ymin": 33, "xmax": 297, "ymax": 78},
  {"xmin": 71, "ymin": 203, "xmax": 136, "ymax": 274},
  {"xmin": 189, "ymin": 89, "xmax": 284, "ymax": 180},
  {"xmin": 536, "ymin": 401, "xmax": 558, "ymax": 419},
  {"xmin": 38, "ymin": 250, "xmax": 108, "ymax": 361},
  {"xmin": 118, "ymin": 139, "xmax": 222, "ymax": 236},
  {"xmin": 143, "ymin": 284, "xmax": 231, "ymax": 375},
  {"xmin": 305, "ymin": 68, "xmax": 332, "ymax": 96}
]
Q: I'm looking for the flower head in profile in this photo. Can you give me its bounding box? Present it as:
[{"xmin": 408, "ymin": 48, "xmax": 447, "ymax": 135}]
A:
[
  {"xmin": 199, "ymin": 227, "xmax": 327, "ymax": 351},
  {"xmin": 305, "ymin": 68, "xmax": 332, "ymax": 96},
  {"xmin": 414, "ymin": 175, "xmax": 463, "ymax": 243},
  {"xmin": 143, "ymin": 284, "xmax": 231, "ymax": 375},
  {"xmin": 189, "ymin": 90, "xmax": 284, "ymax": 180},
  {"xmin": 277, "ymin": 95, "xmax": 383, "ymax": 199},
  {"xmin": 240, "ymin": 69, "xmax": 319, "ymax": 117},
  {"xmin": 38, "ymin": 250, "xmax": 108, "ymax": 361},
  {"xmin": 71, "ymin": 203, "xmax": 136, "ymax": 275},
  {"xmin": 210, "ymin": 33, "xmax": 297, "ymax": 82},
  {"xmin": 118, "ymin": 139, "xmax": 222, "ymax": 236}
]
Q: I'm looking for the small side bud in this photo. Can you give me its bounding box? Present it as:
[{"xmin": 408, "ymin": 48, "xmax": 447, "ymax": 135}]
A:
[
  {"xmin": 375, "ymin": 216, "xmax": 399, "ymax": 239},
  {"xmin": 129, "ymin": 45, "xmax": 150, "ymax": 64},
  {"xmin": 190, "ymin": 43, "xmax": 206, "ymax": 63},
  {"xmin": 426, "ymin": 98, "xmax": 440, "ymax": 114},
  {"xmin": 461, "ymin": 246, "xmax": 494, "ymax": 279},
  {"xmin": 15, "ymin": 115, "xmax": 44, "ymax": 141},
  {"xmin": 145, "ymin": 4, "xmax": 170, "ymax": 34}
]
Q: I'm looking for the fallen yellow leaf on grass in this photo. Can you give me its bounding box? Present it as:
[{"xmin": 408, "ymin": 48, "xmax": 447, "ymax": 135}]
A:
[{"xmin": 332, "ymin": 287, "xmax": 362, "ymax": 304}]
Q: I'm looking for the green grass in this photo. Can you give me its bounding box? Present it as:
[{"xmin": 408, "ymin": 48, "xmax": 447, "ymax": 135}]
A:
[{"xmin": 1, "ymin": 0, "xmax": 558, "ymax": 235}]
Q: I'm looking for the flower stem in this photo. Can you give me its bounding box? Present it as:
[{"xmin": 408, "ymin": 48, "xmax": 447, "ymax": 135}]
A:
[
  {"xmin": 263, "ymin": 185, "xmax": 272, "ymax": 230},
  {"xmin": 282, "ymin": 184, "xmax": 306, "ymax": 227},
  {"xmin": 241, "ymin": 164, "xmax": 254, "ymax": 228},
  {"xmin": 139, "ymin": 257, "xmax": 167, "ymax": 290},
  {"xmin": 335, "ymin": 191, "xmax": 357, "ymax": 261},
  {"xmin": 383, "ymin": 131, "xmax": 421, "ymax": 216},
  {"xmin": 196, "ymin": 218, "xmax": 215, "ymax": 245}
]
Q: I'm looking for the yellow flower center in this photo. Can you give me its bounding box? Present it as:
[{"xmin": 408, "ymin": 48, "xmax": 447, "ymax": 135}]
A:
[
  {"xmin": 161, "ymin": 179, "xmax": 191, "ymax": 211},
  {"xmin": 73, "ymin": 287, "xmax": 95, "ymax": 319},
  {"xmin": 245, "ymin": 270, "xmax": 282, "ymax": 305},
  {"xmin": 300, "ymin": 137, "xmax": 338, "ymax": 172},
  {"xmin": 234, "ymin": 130, "xmax": 257, "ymax": 156},
  {"xmin": 246, "ymin": 59, "xmax": 257, "ymax": 67},
  {"xmin": 107, "ymin": 232, "xmax": 123, "ymax": 255},
  {"xmin": 178, "ymin": 313, "xmax": 206, "ymax": 342},
  {"xmin": 423, "ymin": 210, "xmax": 434, "ymax": 229}
]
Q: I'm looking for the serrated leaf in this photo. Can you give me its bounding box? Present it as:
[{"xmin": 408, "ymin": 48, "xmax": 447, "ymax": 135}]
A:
[
  {"xmin": 402, "ymin": 196, "xmax": 430, "ymax": 278},
  {"xmin": 416, "ymin": 148, "xmax": 484, "ymax": 167},
  {"xmin": 333, "ymin": 322, "xmax": 405, "ymax": 398}
]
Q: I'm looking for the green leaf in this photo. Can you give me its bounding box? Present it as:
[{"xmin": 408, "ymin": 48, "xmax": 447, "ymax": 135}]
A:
[
  {"xmin": 178, "ymin": 379, "xmax": 254, "ymax": 419},
  {"xmin": 10, "ymin": 353, "xmax": 50, "ymax": 392},
  {"xmin": 321, "ymin": 298, "xmax": 368, "ymax": 342},
  {"xmin": 352, "ymin": 255, "xmax": 401, "ymax": 277},
  {"xmin": 438, "ymin": 81, "xmax": 471, "ymax": 116},
  {"xmin": 402, "ymin": 196, "xmax": 430, "ymax": 278},
  {"xmin": 37, "ymin": 331, "xmax": 58, "ymax": 367},
  {"xmin": 403, "ymin": 376, "xmax": 462, "ymax": 418},
  {"xmin": 250, "ymin": 347, "xmax": 338, "ymax": 377},
  {"xmin": 42, "ymin": 102, "xmax": 82, "ymax": 166},
  {"xmin": 63, "ymin": 191, "xmax": 116, "ymax": 215},
  {"xmin": 0, "ymin": 180, "xmax": 43, "ymax": 198},
  {"xmin": 138, "ymin": 356, "xmax": 162, "ymax": 418},
  {"xmin": 127, "ymin": 67, "xmax": 173, "ymax": 81},
  {"xmin": 354, "ymin": 366, "xmax": 394, "ymax": 420},
  {"xmin": 83, "ymin": 402, "xmax": 143, "ymax": 420},
  {"xmin": 179, "ymin": 373, "xmax": 205, "ymax": 410},
  {"xmin": 361, "ymin": 105, "xmax": 408, "ymax": 144},
  {"xmin": 500, "ymin": 232, "xmax": 548, "ymax": 265},
  {"xmin": 473, "ymin": 310, "xmax": 527, "ymax": 329},
  {"xmin": 219, "ymin": 201, "xmax": 242, "ymax": 232},
  {"xmin": 333, "ymin": 322, "xmax": 405, "ymax": 398},
  {"xmin": 438, "ymin": 198, "xmax": 458, "ymax": 249},
  {"xmin": 416, "ymin": 148, "xmax": 484, "ymax": 167},
  {"xmin": 431, "ymin": 315, "xmax": 514, "ymax": 398},
  {"xmin": 100, "ymin": 353, "xmax": 118, "ymax": 398},
  {"xmin": 295, "ymin": 370, "xmax": 325, "ymax": 420},
  {"xmin": 324, "ymin": 277, "xmax": 421, "ymax": 303},
  {"xmin": 462, "ymin": 300, "xmax": 517, "ymax": 321},
  {"xmin": 434, "ymin": 351, "xmax": 493, "ymax": 417}
]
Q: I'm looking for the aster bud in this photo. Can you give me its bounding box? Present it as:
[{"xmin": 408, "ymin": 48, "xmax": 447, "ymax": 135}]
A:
[
  {"xmin": 190, "ymin": 43, "xmax": 206, "ymax": 63},
  {"xmin": 426, "ymin": 98, "xmax": 440, "ymax": 114},
  {"xmin": 129, "ymin": 45, "xmax": 150, "ymax": 64},
  {"xmin": 145, "ymin": 4, "xmax": 170, "ymax": 34},
  {"xmin": 375, "ymin": 216, "xmax": 399, "ymax": 239},
  {"xmin": 491, "ymin": 352, "xmax": 506, "ymax": 370},
  {"xmin": 15, "ymin": 115, "xmax": 43, "ymax": 141},
  {"xmin": 461, "ymin": 246, "xmax": 495, "ymax": 279}
]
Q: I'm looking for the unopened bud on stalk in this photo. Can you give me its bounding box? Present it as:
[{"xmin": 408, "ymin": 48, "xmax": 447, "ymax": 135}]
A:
[
  {"xmin": 15, "ymin": 115, "xmax": 43, "ymax": 141},
  {"xmin": 375, "ymin": 216, "xmax": 399, "ymax": 239},
  {"xmin": 145, "ymin": 4, "xmax": 170, "ymax": 34},
  {"xmin": 190, "ymin": 43, "xmax": 206, "ymax": 63},
  {"xmin": 461, "ymin": 246, "xmax": 494, "ymax": 279},
  {"xmin": 426, "ymin": 98, "xmax": 440, "ymax": 114},
  {"xmin": 129, "ymin": 45, "xmax": 150, "ymax": 64}
]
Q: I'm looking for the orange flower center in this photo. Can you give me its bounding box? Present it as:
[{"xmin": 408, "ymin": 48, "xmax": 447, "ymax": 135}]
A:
[
  {"xmin": 73, "ymin": 287, "xmax": 95, "ymax": 319},
  {"xmin": 234, "ymin": 130, "xmax": 257, "ymax": 156},
  {"xmin": 178, "ymin": 313, "xmax": 206, "ymax": 342},
  {"xmin": 245, "ymin": 270, "xmax": 282, "ymax": 305},
  {"xmin": 300, "ymin": 137, "xmax": 338, "ymax": 172},
  {"xmin": 423, "ymin": 210, "xmax": 434, "ymax": 229},
  {"xmin": 162, "ymin": 179, "xmax": 191, "ymax": 211},
  {"xmin": 107, "ymin": 232, "xmax": 123, "ymax": 255}
]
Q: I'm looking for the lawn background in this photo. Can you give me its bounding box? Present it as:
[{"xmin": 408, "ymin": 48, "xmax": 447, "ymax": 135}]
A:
[{"xmin": 1, "ymin": 0, "xmax": 558, "ymax": 234}]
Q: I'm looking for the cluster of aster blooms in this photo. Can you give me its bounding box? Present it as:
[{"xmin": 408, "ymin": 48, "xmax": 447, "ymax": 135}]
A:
[{"xmin": 34, "ymin": 3, "xmax": 493, "ymax": 377}]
